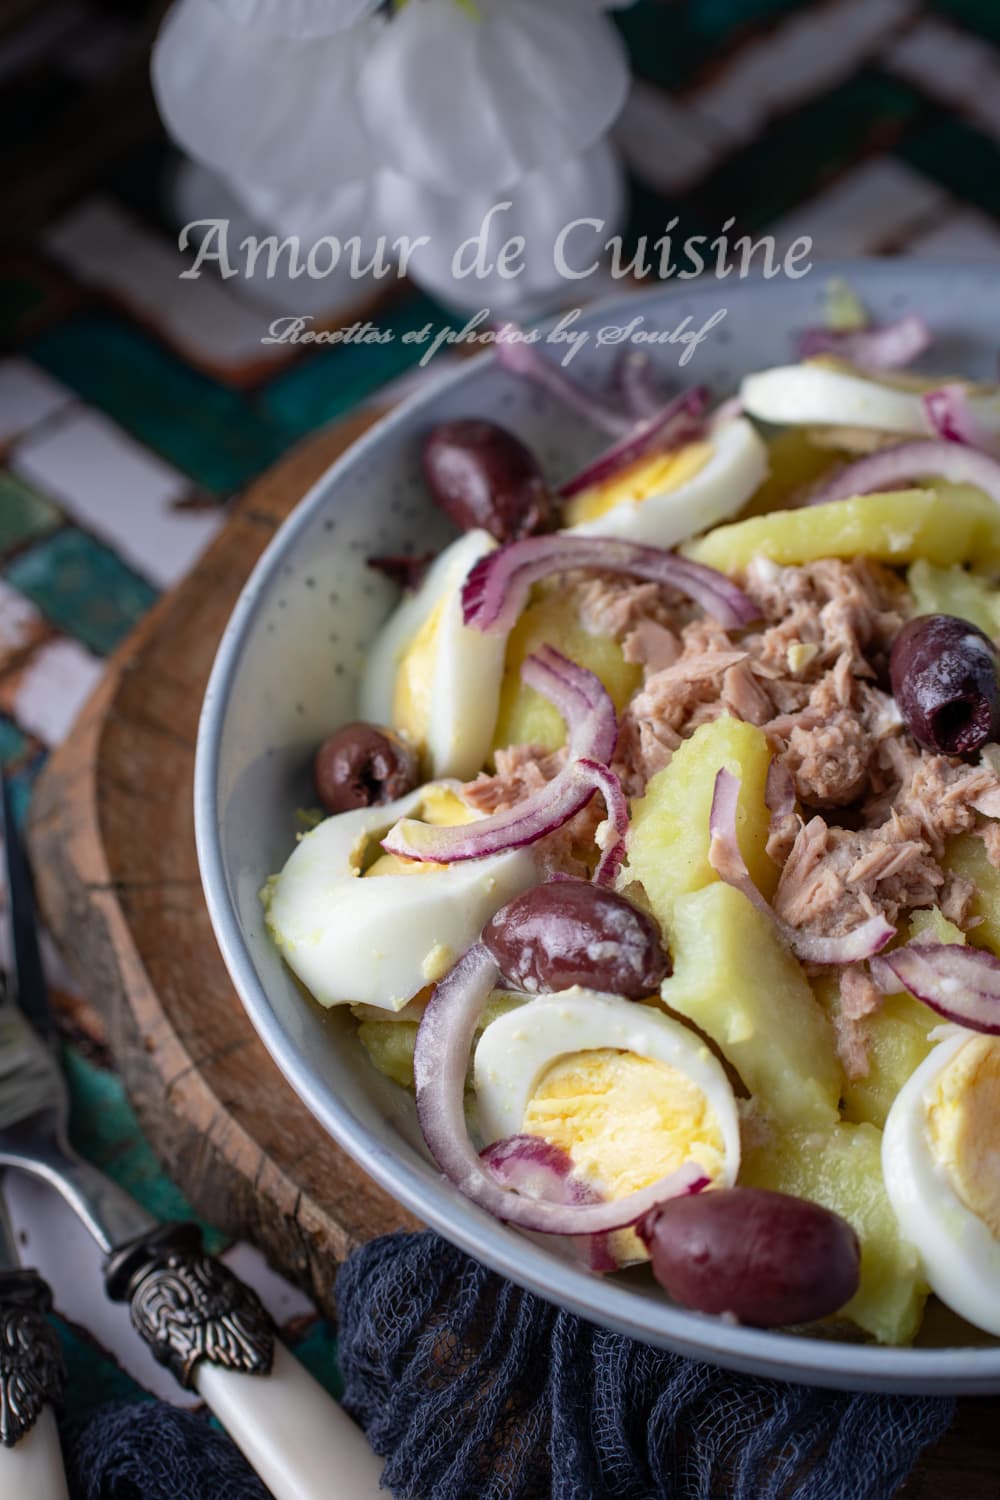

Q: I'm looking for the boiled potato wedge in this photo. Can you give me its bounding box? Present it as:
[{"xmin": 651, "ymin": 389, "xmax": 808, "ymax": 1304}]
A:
[
  {"xmin": 625, "ymin": 717, "xmax": 778, "ymax": 916},
  {"xmin": 741, "ymin": 1120, "xmax": 928, "ymax": 1346},
  {"xmin": 662, "ymin": 882, "xmax": 841, "ymax": 1129},
  {"xmin": 684, "ymin": 486, "xmax": 1000, "ymax": 574},
  {"xmin": 493, "ymin": 588, "xmax": 640, "ymax": 753}
]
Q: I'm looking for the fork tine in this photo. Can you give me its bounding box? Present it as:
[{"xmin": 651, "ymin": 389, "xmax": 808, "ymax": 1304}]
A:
[{"xmin": 1, "ymin": 773, "xmax": 54, "ymax": 1046}]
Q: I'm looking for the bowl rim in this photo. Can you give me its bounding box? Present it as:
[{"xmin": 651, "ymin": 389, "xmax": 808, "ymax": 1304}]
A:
[{"xmin": 195, "ymin": 263, "xmax": 1000, "ymax": 1392}]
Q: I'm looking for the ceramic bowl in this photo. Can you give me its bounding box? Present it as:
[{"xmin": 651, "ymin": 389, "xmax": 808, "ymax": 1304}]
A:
[{"xmin": 195, "ymin": 263, "xmax": 1000, "ymax": 1392}]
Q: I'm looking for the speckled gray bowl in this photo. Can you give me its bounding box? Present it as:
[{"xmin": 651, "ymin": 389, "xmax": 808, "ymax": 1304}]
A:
[{"xmin": 195, "ymin": 264, "xmax": 1000, "ymax": 1392}]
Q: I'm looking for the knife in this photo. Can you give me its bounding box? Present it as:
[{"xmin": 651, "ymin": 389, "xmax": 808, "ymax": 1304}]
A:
[
  {"xmin": 0, "ymin": 776, "xmax": 385, "ymax": 1500},
  {"xmin": 0, "ymin": 1178, "xmax": 70, "ymax": 1499}
]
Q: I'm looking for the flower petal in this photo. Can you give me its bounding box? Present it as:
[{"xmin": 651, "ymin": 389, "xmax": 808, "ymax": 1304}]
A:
[
  {"xmin": 359, "ymin": 0, "xmax": 629, "ymax": 193},
  {"xmin": 215, "ymin": 0, "xmax": 382, "ymax": 37},
  {"xmin": 376, "ymin": 139, "xmax": 624, "ymax": 315},
  {"xmin": 152, "ymin": 0, "xmax": 378, "ymax": 195},
  {"xmin": 171, "ymin": 158, "xmax": 387, "ymax": 318}
]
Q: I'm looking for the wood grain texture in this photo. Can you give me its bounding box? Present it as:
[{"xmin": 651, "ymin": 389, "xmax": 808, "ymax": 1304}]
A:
[
  {"xmin": 28, "ymin": 412, "xmax": 417, "ymax": 1320},
  {"xmin": 25, "ymin": 413, "xmax": 999, "ymax": 1485}
]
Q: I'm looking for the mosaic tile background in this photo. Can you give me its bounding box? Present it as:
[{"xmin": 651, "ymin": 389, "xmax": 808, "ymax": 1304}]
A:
[{"xmin": 2, "ymin": 0, "xmax": 1000, "ymax": 1446}]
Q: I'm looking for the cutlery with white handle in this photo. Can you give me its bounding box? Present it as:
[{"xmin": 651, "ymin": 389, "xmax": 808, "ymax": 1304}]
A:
[
  {"xmin": 0, "ymin": 1183, "xmax": 70, "ymax": 1499},
  {"xmin": 0, "ymin": 777, "xmax": 385, "ymax": 1500}
]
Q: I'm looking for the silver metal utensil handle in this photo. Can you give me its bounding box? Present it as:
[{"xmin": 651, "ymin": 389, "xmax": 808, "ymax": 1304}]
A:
[
  {"xmin": 0, "ymin": 1268, "xmax": 69, "ymax": 1499},
  {"xmin": 106, "ymin": 1223, "xmax": 384, "ymax": 1500}
]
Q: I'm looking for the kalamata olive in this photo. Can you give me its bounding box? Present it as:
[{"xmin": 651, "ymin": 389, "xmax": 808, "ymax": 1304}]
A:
[
  {"xmin": 422, "ymin": 419, "xmax": 558, "ymax": 542},
  {"xmin": 889, "ymin": 613, "xmax": 1000, "ymax": 754},
  {"xmin": 482, "ymin": 880, "xmax": 670, "ymax": 998},
  {"xmin": 314, "ymin": 722, "xmax": 419, "ymax": 814},
  {"xmin": 637, "ymin": 1186, "xmax": 861, "ymax": 1327}
]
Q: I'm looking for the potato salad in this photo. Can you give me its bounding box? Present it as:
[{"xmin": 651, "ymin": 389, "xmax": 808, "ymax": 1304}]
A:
[{"xmin": 265, "ymin": 305, "xmax": 1000, "ymax": 1347}]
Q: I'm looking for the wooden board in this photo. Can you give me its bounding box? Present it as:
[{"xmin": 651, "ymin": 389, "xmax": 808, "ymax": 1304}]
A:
[
  {"xmin": 25, "ymin": 414, "xmax": 999, "ymax": 1486},
  {"xmin": 28, "ymin": 411, "xmax": 418, "ymax": 1319}
]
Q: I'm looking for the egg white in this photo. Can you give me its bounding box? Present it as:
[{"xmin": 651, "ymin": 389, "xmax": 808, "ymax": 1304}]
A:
[
  {"xmin": 882, "ymin": 1031, "xmax": 1000, "ymax": 1336},
  {"xmin": 742, "ymin": 364, "xmax": 1000, "ymax": 440},
  {"xmin": 266, "ymin": 784, "xmax": 537, "ymax": 1012},
  {"xmin": 566, "ymin": 416, "xmax": 768, "ymax": 548},
  {"xmin": 358, "ymin": 528, "xmax": 505, "ymax": 780},
  {"xmin": 474, "ymin": 987, "xmax": 741, "ymax": 1181}
]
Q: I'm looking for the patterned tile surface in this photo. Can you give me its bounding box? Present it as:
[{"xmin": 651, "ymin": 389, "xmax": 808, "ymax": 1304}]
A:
[{"xmin": 2, "ymin": 0, "xmax": 1000, "ymax": 1445}]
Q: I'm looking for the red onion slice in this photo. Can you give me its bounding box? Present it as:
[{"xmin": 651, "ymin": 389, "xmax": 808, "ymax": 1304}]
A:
[
  {"xmin": 614, "ymin": 350, "xmax": 669, "ymax": 420},
  {"xmin": 381, "ymin": 649, "xmax": 627, "ymax": 869},
  {"xmin": 924, "ymin": 384, "xmax": 1000, "ymax": 459},
  {"xmin": 461, "ymin": 534, "xmax": 758, "ymax": 636},
  {"xmin": 869, "ymin": 941, "xmax": 1000, "ymax": 1033},
  {"xmin": 413, "ymin": 944, "xmax": 711, "ymax": 1235},
  {"xmin": 481, "ymin": 1135, "xmax": 616, "ymax": 1272},
  {"xmin": 796, "ymin": 313, "xmax": 932, "ymax": 370},
  {"xmin": 494, "ymin": 324, "xmax": 633, "ymax": 437},
  {"xmin": 708, "ymin": 768, "xmax": 895, "ymax": 965},
  {"xmin": 808, "ymin": 439, "xmax": 1000, "ymax": 507},
  {"xmin": 558, "ymin": 388, "xmax": 709, "ymax": 500}
]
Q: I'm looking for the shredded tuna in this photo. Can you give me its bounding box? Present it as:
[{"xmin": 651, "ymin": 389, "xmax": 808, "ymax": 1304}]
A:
[
  {"xmin": 979, "ymin": 821, "xmax": 1000, "ymax": 870},
  {"xmin": 834, "ymin": 965, "xmax": 883, "ymax": 1080},
  {"xmin": 462, "ymin": 743, "xmax": 565, "ymax": 816}
]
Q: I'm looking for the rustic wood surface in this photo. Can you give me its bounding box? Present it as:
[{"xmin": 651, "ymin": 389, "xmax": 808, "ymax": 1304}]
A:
[{"xmin": 25, "ymin": 413, "xmax": 998, "ymax": 1486}]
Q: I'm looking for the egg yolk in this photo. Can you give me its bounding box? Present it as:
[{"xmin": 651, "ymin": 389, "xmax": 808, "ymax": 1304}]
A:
[
  {"xmin": 364, "ymin": 784, "xmax": 475, "ymax": 878},
  {"xmin": 564, "ymin": 442, "xmax": 712, "ymax": 527},
  {"xmin": 522, "ymin": 1047, "xmax": 725, "ymax": 1193},
  {"xmin": 925, "ymin": 1035, "xmax": 1000, "ymax": 1238},
  {"xmin": 393, "ymin": 596, "xmax": 446, "ymax": 751}
]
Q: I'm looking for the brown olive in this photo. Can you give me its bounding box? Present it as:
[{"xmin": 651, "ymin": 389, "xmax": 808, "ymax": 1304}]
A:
[
  {"xmin": 890, "ymin": 613, "xmax": 1000, "ymax": 755},
  {"xmin": 638, "ymin": 1186, "xmax": 861, "ymax": 1327},
  {"xmin": 314, "ymin": 723, "xmax": 419, "ymax": 814},
  {"xmin": 422, "ymin": 419, "xmax": 558, "ymax": 541},
  {"xmin": 482, "ymin": 880, "xmax": 670, "ymax": 998}
]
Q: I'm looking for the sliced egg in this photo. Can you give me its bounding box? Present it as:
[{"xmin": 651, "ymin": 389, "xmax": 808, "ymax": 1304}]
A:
[
  {"xmin": 565, "ymin": 417, "xmax": 768, "ymax": 547},
  {"xmin": 266, "ymin": 782, "xmax": 537, "ymax": 1012},
  {"xmin": 742, "ymin": 362, "xmax": 1000, "ymax": 439},
  {"xmin": 359, "ymin": 529, "xmax": 505, "ymax": 780},
  {"xmin": 475, "ymin": 989, "xmax": 740, "ymax": 1258},
  {"xmin": 882, "ymin": 1030, "xmax": 1000, "ymax": 1335}
]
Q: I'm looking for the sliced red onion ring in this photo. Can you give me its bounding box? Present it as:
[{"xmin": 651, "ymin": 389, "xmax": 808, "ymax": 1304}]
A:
[
  {"xmin": 558, "ymin": 388, "xmax": 709, "ymax": 500},
  {"xmin": 708, "ymin": 769, "xmax": 895, "ymax": 966},
  {"xmin": 461, "ymin": 534, "xmax": 758, "ymax": 636},
  {"xmin": 494, "ymin": 324, "xmax": 633, "ymax": 438},
  {"xmin": 614, "ymin": 350, "xmax": 669, "ymax": 420},
  {"xmin": 796, "ymin": 313, "xmax": 932, "ymax": 370},
  {"xmin": 413, "ymin": 943, "xmax": 711, "ymax": 1235},
  {"xmin": 924, "ymin": 384, "xmax": 1000, "ymax": 460},
  {"xmin": 809, "ymin": 440, "xmax": 1000, "ymax": 508},
  {"xmin": 764, "ymin": 759, "xmax": 796, "ymax": 818},
  {"xmin": 481, "ymin": 1135, "xmax": 616, "ymax": 1272},
  {"xmin": 381, "ymin": 649, "xmax": 627, "ymax": 868},
  {"xmin": 869, "ymin": 941, "xmax": 1000, "ymax": 1033}
]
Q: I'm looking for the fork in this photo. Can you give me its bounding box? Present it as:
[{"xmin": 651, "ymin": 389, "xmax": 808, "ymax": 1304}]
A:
[{"xmin": 0, "ymin": 776, "xmax": 384, "ymax": 1499}]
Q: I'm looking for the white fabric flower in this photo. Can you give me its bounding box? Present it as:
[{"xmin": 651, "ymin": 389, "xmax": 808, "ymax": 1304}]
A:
[
  {"xmin": 376, "ymin": 139, "xmax": 624, "ymax": 315},
  {"xmin": 214, "ymin": 0, "xmax": 383, "ymax": 38},
  {"xmin": 358, "ymin": 0, "xmax": 629, "ymax": 193},
  {"xmin": 172, "ymin": 159, "xmax": 379, "ymax": 316},
  {"xmin": 152, "ymin": 0, "xmax": 378, "ymax": 195}
]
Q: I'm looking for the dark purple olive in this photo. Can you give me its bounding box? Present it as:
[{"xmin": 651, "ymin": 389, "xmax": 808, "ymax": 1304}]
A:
[
  {"xmin": 482, "ymin": 880, "xmax": 670, "ymax": 998},
  {"xmin": 637, "ymin": 1187, "xmax": 861, "ymax": 1327},
  {"xmin": 422, "ymin": 419, "xmax": 558, "ymax": 542},
  {"xmin": 314, "ymin": 722, "xmax": 419, "ymax": 814},
  {"xmin": 890, "ymin": 613, "xmax": 1000, "ymax": 755}
]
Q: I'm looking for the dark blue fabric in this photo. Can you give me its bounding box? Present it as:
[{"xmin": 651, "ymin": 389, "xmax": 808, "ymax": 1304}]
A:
[
  {"xmin": 61, "ymin": 1401, "xmax": 271, "ymax": 1500},
  {"xmin": 336, "ymin": 1230, "xmax": 956, "ymax": 1500}
]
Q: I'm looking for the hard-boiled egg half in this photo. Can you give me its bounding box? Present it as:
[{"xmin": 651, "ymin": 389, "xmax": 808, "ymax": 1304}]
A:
[
  {"xmin": 359, "ymin": 529, "xmax": 505, "ymax": 781},
  {"xmin": 882, "ymin": 1030, "xmax": 1000, "ymax": 1335},
  {"xmin": 742, "ymin": 360, "xmax": 1000, "ymax": 440},
  {"xmin": 563, "ymin": 416, "xmax": 768, "ymax": 548},
  {"xmin": 265, "ymin": 781, "xmax": 537, "ymax": 1012},
  {"xmin": 475, "ymin": 989, "xmax": 740, "ymax": 1260}
]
